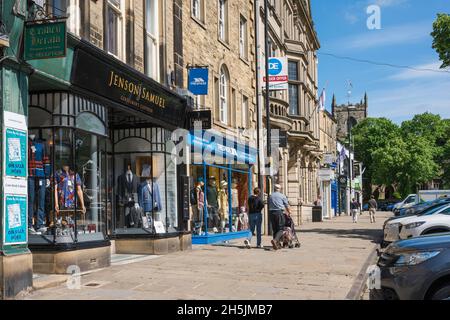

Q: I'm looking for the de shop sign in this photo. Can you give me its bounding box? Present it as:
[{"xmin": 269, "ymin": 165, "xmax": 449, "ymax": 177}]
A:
[
  {"xmin": 263, "ymin": 57, "xmax": 289, "ymax": 91},
  {"xmin": 2, "ymin": 111, "xmax": 28, "ymax": 246}
]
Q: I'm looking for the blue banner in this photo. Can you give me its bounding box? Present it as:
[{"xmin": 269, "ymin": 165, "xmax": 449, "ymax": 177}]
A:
[
  {"xmin": 5, "ymin": 128, "xmax": 27, "ymax": 178},
  {"xmin": 188, "ymin": 68, "xmax": 209, "ymax": 95}
]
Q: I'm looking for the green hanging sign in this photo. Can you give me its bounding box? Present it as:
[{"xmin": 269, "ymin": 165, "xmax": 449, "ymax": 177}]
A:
[{"xmin": 24, "ymin": 20, "xmax": 67, "ymax": 60}]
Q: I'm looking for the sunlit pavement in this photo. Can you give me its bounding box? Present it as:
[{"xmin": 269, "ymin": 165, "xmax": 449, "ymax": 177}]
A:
[{"xmin": 23, "ymin": 211, "xmax": 392, "ymax": 300}]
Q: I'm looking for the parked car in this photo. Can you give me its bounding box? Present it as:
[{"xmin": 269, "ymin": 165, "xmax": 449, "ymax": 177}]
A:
[
  {"xmin": 370, "ymin": 233, "xmax": 450, "ymax": 300},
  {"xmin": 386, "ymin": 202, "xmax": 399, "ymax": 212},
  {"xmin": 382, "ymin": 203, "xmax": 450, "ymax": 247},
  {"xmin": 393, "ymin": 191, "xmax": 450, "ymax": 214},
  {"xmin": 401, "ymin": 198, "xmax": 450, "ymax": 217},
  {"xmin": 399, "ymin": 205, "xmax": 450, "ymax": 240}
]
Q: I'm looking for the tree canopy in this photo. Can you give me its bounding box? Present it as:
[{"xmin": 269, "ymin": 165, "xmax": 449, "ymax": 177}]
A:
[
  {"xmin": 431, "ymin": 13, "xmax": 450, "ymax": 68},
  {"xmin": 353, "ymin": 113, "xmax": 447, "ymax": 197}
]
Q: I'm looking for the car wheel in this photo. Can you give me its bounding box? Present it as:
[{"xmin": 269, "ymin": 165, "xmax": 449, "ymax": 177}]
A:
[{"xmin": 430, "ymin": 283, "xmax": 450, "ymax": 300}]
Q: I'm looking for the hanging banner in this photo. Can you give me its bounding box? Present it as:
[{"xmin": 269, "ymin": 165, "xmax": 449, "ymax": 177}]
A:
[
  {"xmin": 188, "ymin": 68, "xmax": 209, "ymax": 95},
  {"xmin": 263, "ymin": 57, "xmax": 288, "ymax": 91}
]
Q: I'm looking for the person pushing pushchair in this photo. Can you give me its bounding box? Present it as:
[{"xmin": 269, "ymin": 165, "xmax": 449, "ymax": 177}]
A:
[{"xmin": 268, "ymin": 184, "xmax": 299, "ymax": 250}]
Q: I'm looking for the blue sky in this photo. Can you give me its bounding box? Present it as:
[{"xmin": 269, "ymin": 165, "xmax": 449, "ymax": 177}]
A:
[{"xmin": 311, "ymin": 0, "xmax": 450, "ymax": 123}]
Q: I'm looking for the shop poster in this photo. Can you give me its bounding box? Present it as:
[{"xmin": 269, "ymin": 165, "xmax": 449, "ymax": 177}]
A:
[{"xmin": 2, "ymin": 111, "xmax": 28, "ymax": 246}]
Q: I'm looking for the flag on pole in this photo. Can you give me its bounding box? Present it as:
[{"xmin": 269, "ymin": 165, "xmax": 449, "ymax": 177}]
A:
[{"xmin": 319, "ymin": 88, "xmax": 326, "ymax": 110}]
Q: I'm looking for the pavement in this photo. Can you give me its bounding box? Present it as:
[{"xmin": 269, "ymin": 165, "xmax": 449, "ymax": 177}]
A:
[{"xmin": 22, "ymin": 211, "xmax": 392, "ymax": 300}]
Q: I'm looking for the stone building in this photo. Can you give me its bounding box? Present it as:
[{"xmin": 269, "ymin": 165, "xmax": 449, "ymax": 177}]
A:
[
  {"xmin": 332, "ymin": 93, "xmax": 368, "ymax": 141},
  {"xmin": 258, "ymin": 0, "xmax": 321, "ymax": 224}
]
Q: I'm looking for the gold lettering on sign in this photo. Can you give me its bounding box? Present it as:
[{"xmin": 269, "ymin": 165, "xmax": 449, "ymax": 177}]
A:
[{"xmin": 108, "ymin": 70, "xmax": 166, "ymax": 109}]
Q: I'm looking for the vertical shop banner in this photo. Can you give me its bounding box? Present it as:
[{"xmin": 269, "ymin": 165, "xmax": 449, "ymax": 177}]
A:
[
  {"xmin": 2, "ymin": 111, "xmax": 28, "ymax": 246},
  {"xmin": 188, "ymin": 68, "xmax": 209, "ymax": 95},
  {"xmin": 263, "ymin": 57, "xmax": 289, "ymax": 91}
]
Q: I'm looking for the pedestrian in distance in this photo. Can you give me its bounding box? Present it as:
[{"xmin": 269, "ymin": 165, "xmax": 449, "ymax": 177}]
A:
[
  {"xmin": 268, "ymin": 184, "xmax": 292, "ymax": 250},
  {"xmin": 244, "ymin": 188, "xmax": 265, "ymax": 249},
  {"xmin": 351, "ymin": 198, "xmax": 359, "ymax": 223},
  {"xmin": 314, "ymin": 195, "xmax": 322, "ymax": 207},
  {"xmin": 368, "ymin": 195, "xmax": 378, "ymax": 223}
]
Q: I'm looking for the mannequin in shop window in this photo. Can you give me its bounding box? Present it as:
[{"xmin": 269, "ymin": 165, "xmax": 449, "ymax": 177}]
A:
[
  {"xmin": 218, "ymin": 180, "xmax": 229, "ymax": 233},
  {"xmin": 54, "ymin": 165, "xmax": 86, "ymax": 230},
  {"xmin": 206, "ymin": 176, "xmax": 220, "ymax": 233},
  {"xmin": 191, "ymin": 177, "xmax": 205, "ymax": 235},
  {"xmin": 118, "ymin": 164, "xmax": 141, "ymax": 227},
  {"xmin": 28, "ymin": 134, "xmax": 51, "ymax": 234},
  {"xmin": 231, "ymin": 179, "xmax": 239, "ymax": 231},
  {"xmin": 138, "ymin": 164, "xmax": 162, "ymax": 231}
]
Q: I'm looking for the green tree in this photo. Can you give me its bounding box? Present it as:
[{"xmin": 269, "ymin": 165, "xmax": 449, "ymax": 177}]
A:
[{"xmin": 431, "ymin": 13, "xmax": 450, "ymax": 68}]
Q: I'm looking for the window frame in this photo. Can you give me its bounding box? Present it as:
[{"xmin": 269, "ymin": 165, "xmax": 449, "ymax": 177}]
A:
[
  {"xmin": 219, "ymin": 66, "xmax": 229, "ymax": 125},
  {"xmin": 144, "ymin": 0, "xmax": 160, "ymax": 80},
  {"xmin": 218, "ymin": 0, "xmax": 228, "ymax": 43},
  {"xmin": 239, "ymin": 15, "xmax": 248, "ymax": 60},
  {"xmin": 242, "ymin": 95, "xmax": 249, "ymax": 129},
  {"xmin": 192, "ymin": 0, "xmax": 205, "ymax": 24},
  {"xmin": 106, "ymin": 0, "xmax": 126, "ymax": 60}
]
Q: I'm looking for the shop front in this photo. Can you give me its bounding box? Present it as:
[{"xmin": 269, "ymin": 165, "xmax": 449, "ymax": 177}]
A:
[
  {"xmin": 188, "ymin": 131, "xmax": 257, "ymax": 245},
  {"xmin": 25, "ymin": 36, "xmax": 189, "ymax": 274}
]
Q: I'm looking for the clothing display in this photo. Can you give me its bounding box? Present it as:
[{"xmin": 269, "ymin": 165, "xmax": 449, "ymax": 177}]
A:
[
  {"xmin": 118, "ymin": 170, "xmax": 140, "ymax": 227},
  {"xmin": 28, "ymin": 177, "xmax": 46, "ymax": 229},
  {"xmin": 141, "ymin": 164, "xmax": 151, "ymax": 178},
  {"xmin": 55, "ymin": 169, "xmax": 82, "ymax": 209},
  {"xmin": 218, "ymin": 187, "xmax": 229, "ymax": 233},
  {"xmin": 206, "ymin": 179, "xmax": 219, "ymax": 230},
  {"xmin": 128, "ymin": 204, "xmax": 144, "ymax": 227},
  {"xmin": 138, "ymin": 180, "xmax": 162, "ymax": 213},
  {"xmin": 28, "ymin": 137, "xmax": 51, "ymax": 178}
]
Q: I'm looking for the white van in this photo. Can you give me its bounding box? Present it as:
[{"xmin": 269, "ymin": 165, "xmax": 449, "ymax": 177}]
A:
[{"xmin": 393, "ymin": 191, "xmax": 450, "ymax": 212}]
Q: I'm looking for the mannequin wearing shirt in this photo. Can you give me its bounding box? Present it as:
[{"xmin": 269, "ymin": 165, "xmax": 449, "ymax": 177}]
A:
[
  {"xmin": 28, "ymin": 134, "xmax": 51, "ymax": 232},
  {"xmin": 54, "ymin": 165, "xmax": 86, "ymax": 216},
  {"xmin": 206, "ymin": 177, "xmax": 220, "ymax": 231},
  {"xmin": 117, "ymin": 164, "xmax": 140, "ymax": 227}
]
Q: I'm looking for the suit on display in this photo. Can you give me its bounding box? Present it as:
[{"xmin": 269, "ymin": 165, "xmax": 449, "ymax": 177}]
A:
[{"xmin": 117, "ymin": 169, "xmax": 140, "ymax": 227}]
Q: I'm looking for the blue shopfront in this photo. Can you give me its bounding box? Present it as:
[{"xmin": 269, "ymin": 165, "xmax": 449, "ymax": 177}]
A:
[{"xmin": 188, "ymin": 131, "xmax": 257, "ymax": 245}]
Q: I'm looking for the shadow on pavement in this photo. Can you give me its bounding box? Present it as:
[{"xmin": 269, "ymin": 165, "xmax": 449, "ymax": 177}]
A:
[{"xmin": 298, "ymin": 228, "xmax": 383, "ymax": 244}]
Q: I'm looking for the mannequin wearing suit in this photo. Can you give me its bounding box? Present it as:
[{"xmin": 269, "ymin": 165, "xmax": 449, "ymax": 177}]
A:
[
  {"xmin": 138, "ymin": 177, "xmax": 162, "ymax": 230},
  {"xmin": 117, "ymin": 165, "xmax": 140, "ymax": 227}
]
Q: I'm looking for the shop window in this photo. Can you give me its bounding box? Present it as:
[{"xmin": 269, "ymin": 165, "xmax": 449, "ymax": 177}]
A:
[
  {"xmin": 112, "ymin": 128, "xmax": 178, "ymax": 235},
  {"xmin": 76, "ymin": 112, "xmax": 106, "ymax": 136}
]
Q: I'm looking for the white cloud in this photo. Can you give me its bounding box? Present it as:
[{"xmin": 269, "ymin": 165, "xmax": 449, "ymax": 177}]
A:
[
  {"xmin": 342, "ymin": 22, "xmax": 431, "ymax": 50},
  {"xmin": 389, "ymin": 62, "xmax": 450, "ymax": 81},
  {"xmin": 369, "ymin": 78, "xmax": 450, "ymax": 123}
]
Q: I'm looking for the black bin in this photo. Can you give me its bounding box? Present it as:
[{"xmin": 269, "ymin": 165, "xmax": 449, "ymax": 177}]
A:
[{"xmin": 312, "ymin": 206, "xmax": 323, "ymax": 222}]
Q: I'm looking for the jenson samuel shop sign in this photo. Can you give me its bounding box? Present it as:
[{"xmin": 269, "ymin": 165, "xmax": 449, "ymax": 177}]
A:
[{"xmin": 71, "ymin": 48, "xmax": 187, "ymax": 128}]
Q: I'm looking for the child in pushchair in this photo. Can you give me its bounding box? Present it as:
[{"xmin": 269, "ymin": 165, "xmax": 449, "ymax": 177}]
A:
[{"xmin": 280, "ymin": 213, "xmax": 301, "ymax": 249}]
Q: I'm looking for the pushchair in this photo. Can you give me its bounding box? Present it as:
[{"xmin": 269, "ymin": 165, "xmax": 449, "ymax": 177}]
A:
[{"xmin": 280, "ymin": 214, "xmax": 301, "ymax": 249}]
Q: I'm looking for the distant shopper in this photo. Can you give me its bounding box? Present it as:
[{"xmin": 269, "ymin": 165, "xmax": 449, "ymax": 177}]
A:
[
  {"xmin": 244, "ymin": 188, "xmax": 265, "ymax": 249},
  {"xmin": 351, "ymin": 198, "xmax": 359, "ymax": 223},
  {"xmin": 368, "ymin": 196, "xmax": 378, "ymax": 223},
  {"xmin": 268, "ymin": 184, "xmax": 291, "ymax": 250}
]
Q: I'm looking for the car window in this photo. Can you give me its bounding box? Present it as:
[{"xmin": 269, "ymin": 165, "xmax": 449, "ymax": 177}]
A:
[
  {"xmin": 439, "ymin": 207, "xmax": 450, "ymax": 215},
  {"xmin": 419, "ymin": 205, "xmax": 449, "ymax": 216},
  {"xmin": 405, "ymin": 196, "xmax": 415, "ymax": 204}
]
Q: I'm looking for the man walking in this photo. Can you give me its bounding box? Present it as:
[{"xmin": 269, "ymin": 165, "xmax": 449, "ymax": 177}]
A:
[
  {"xmin": 268, "ymin": 184, "xmax": 291, "ymax": 250},
  {"xmin": 368, "ymin": 196, "xmax": 378, "ymax": 223},
  {"xmin": 351, "ymin": 198, "xmax": 359, "ymax": 223},
  {"xmin": 244, "ymin": 188, "xmax": 265, "ymax": 249}
]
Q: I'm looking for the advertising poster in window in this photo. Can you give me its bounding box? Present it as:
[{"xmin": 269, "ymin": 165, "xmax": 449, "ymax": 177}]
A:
[
  {"xmin": 2, "ymin": 111, "xmax": 28, "ymax": 246},
  {"xmin": 3, "ymin": 195, "xmax": 28, "ymax": 245},
  {"xmin": 5, "ymin": 128, "xmax": 27, "ymax": 177}
]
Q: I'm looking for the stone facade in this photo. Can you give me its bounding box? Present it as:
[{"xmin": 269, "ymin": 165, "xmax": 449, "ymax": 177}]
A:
[
  {"xmin": 319, "ymin": 110, "xmax": 337, "ymax": 155},
  {"xmin": 259, "ymin": 0, "xmax": 321, "ymax": 224},
  {"xmin": 332, "ymin": 94, "xmax": 368, "ymax": 141}
]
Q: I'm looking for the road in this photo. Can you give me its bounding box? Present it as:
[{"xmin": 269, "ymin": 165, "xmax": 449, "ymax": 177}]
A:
[{"xmin": 23, "ymin": 211, "xmax": 391, "ymax": 300}]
